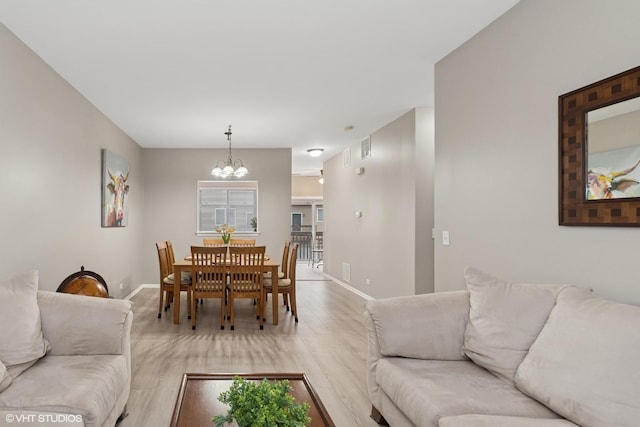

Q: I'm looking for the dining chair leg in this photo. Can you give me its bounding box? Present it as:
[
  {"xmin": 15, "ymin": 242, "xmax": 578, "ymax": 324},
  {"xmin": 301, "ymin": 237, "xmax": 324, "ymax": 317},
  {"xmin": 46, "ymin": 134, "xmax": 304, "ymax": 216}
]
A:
[
  {"xmin": 291, "ymin": 288, "xmax": 298, "ymax": 323},
  {"xmin": 220, "ymin": 293, "xmax": 226, "ymax": 330},
  {"xmin": 187, "ymin": 289, "xmax": 192, "ymax": 320},
  {"xmin": 229, "ymin": 295, "xmax": 235, "ymax": 330},
  {"xmin": 158, "ymin": 287, "xmax": 165, "ymax": 318},
  {"xmin": 258, "ymin": 294, "xmax": 264, "ymax": 330},
  {"xmin": 191, "ymin": 293, "xmax": 197, "ymax": 330}
]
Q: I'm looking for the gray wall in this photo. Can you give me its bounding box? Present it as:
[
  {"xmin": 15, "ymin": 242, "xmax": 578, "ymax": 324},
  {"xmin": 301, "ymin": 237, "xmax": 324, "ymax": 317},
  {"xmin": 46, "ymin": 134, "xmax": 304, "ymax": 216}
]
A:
[
  {"xmin": 323, "ymin": 108, "xmax": 434, "ymax": 298},
  {"xmin": 141, "ymin": 148, "xmax": 291, "ymax": 283},
  {"xmin": 434, "ymin": 0, "xmax": 640, "ymax": 305},
  {"xmin": 0, "ymin": 24, "xmax": 144, "ymax": 298}
]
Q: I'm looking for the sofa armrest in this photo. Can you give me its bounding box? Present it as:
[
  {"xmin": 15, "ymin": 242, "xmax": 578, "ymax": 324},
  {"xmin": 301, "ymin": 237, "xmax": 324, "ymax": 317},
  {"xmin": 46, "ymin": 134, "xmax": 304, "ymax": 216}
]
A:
[
  {"xmin": 37, "ymin": 291, "xmax": 133, "ymax": 357},
  {"xmin": 364, "ymin": 290, "xmax": 470, "ymax": 410},
  {"xmin": 364, "ymin": 290, "xmax": 470, "ymax": 360}
]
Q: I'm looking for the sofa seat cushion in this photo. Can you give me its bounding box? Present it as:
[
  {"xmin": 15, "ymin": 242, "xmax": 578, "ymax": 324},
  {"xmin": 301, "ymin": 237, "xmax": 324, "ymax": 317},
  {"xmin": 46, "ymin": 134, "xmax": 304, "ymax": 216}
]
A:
[
  {"xmin": 376, "ymin": 358, "xmax": 559, "ymax": 427},
  {"xmin": 0, "ymin": 354, "xmax": 127, "ymax": 426},
  {"xmin": 439, "ymin": 414, "xmax": 579, "ymax": 427},
  {"xmin": 515, "ymin": 287, "xmax": 640, "ymax": 427}
]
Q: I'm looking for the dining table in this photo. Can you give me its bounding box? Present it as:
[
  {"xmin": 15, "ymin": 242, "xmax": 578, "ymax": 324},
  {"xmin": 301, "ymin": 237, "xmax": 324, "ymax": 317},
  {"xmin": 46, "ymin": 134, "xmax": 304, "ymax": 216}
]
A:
[{"xmin": 172, "ymin": 255, "xmax": 280, "ymax": 325}]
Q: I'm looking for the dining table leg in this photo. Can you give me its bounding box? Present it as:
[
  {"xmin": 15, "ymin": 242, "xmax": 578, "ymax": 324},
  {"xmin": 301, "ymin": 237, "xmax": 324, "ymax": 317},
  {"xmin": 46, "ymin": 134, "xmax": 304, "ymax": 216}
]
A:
[{"xmin": 173, "ymin": 262, "xmax": 182, "ymax": 324}]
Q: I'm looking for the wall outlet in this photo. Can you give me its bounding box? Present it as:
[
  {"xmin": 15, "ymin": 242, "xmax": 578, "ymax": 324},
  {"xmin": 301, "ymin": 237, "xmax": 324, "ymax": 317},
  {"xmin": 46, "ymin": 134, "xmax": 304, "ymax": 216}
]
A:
[
  {"xmin": 365, "ymin": 279, "xmax": 371, "ymax": 285},
  {"xmin": 119, "ymin": 283, "xmax": 124, "ymax": 290}
]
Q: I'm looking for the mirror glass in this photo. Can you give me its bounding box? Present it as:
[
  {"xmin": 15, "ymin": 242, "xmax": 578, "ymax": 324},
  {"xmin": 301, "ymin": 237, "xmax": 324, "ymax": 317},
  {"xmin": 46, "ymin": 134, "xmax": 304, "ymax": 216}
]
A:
[{"xmin": 586, "ymin": 96, "xmax": 640, "ymax": 200}]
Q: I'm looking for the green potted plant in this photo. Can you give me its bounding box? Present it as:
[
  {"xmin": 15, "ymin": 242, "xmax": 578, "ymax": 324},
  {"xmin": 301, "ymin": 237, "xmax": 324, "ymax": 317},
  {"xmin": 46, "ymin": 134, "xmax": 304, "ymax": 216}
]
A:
[
  {"xmin": 212, "ymin": 377, "xmax": 311, "ymax": 427},
  {"xmin": 250, "ymin": 217, "xmax": 257, "ymax": 232}
]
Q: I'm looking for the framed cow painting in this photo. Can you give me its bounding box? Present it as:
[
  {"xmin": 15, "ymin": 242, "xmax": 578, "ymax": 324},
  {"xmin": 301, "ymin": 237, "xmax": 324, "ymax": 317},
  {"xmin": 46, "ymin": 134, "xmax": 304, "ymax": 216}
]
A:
[{"xmin": 102, "ymin": 149, "xmax": 130, "ymax": 227}]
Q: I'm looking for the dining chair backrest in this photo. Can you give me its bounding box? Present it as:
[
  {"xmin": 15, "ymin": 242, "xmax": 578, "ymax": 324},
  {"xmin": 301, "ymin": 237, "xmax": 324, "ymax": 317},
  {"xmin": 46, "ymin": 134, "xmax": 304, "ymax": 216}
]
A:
[
  {"xmin": 190, "ymin": 246, "xmax": 227, "ymax": 292},
  {"xmin": 287, "ymin": 242, "xmax": 299, "ymax": 283},
  {"xmin": 228, "ymin": 246, "xmax": 265, "ymax": 292},
  {"xmin": 156, "ymin": 241, "xmax": 171, "ymax": 282},
  {"xmin": 166, "ymin": 240, "xmax": 176, "ymax": 265},
  {"xmin": 281, "ymin": 240, "xmax": 291, "ymax": 279},
  {"xmin": 229, "ymin": 239, "xmax": 256, "ymax": 247},
  {"xmin": 202, "ymin": 238, "xmax": 225, "ymax": 247}
]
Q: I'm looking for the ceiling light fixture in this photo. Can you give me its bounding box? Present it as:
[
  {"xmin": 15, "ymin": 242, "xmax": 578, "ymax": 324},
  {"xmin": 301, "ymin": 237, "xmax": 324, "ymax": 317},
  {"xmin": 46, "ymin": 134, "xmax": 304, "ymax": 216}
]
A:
[
  {"xmin": 307, "ymin": 148, "xmax": 324, "ymax": 158},
  {"xmin": 318, "ymin": 169, "xmax": 324, "ymax": 185},
  {"xmin": 211, "ymin": 125, "xmax": 248, "ymax": 178}
]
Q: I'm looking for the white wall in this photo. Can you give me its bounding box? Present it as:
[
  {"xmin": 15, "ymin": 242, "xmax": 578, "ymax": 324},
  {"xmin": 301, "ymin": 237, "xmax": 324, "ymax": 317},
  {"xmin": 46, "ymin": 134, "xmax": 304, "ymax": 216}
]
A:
[
  {"xmin": 323, "ymin": 108, "xmax": 434, "ymax": 298},
  {"xmin": 434, "ymin": 0, "xmax": 640, "ymax": 305},
  {"xmin": 0, "ymin": 24, "xmax": 144, "ymax": 297},
  {"xmin": 141, "ymin": 148, "xmax": 291, "ymax": 283}
]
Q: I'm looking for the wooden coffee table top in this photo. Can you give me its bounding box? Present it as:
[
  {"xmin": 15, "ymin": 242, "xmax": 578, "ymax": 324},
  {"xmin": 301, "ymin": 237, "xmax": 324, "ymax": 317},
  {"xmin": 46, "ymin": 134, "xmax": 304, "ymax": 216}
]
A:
[{"xmin": 170, "ymin": 373, "xmax": 336, "ymax": 427}]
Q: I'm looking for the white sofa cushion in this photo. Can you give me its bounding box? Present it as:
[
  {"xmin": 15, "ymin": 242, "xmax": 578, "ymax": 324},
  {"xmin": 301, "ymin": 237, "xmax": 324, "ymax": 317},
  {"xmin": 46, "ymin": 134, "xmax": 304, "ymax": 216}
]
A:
[
  {"xmin": 366, "ymin": 291, "xmax": 470, "ymax": 360},
  {"xmin": 439, "ymin": 414, "xmax": 579, "ymax": 427},
  {"xmin": 0, "ymin": 361, "xmax": 11, "ymax": 393},
  {"xmin": 515, "ymin": 287, "xmax": 640, "ymax": 427},
  {"xmin": 0, "ymin": 354, "xmax": 127, "ymax": 426},
  {"xmin": 0, "ymin": 271, "xmax": 49, "ymax": 378},
  {"xmin": 462, "ymin": 267, "xmax": 573, "ymax": 383},
  {"xmin": 376, "ymin": 358, "xmax": 558, "ymax": 427}
]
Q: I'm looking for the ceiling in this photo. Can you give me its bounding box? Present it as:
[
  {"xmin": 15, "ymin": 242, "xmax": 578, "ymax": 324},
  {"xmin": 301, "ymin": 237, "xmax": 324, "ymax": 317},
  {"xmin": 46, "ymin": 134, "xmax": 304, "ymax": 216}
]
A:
[{"xmin": 0, "ymin": 0, "xmax": 519, "ymax": 175}]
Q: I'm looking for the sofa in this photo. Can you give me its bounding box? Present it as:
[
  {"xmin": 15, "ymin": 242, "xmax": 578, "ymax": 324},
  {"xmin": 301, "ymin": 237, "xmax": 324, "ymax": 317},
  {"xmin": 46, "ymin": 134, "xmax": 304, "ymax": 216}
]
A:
[
  {"xmin": 364, "ymin": 267, "xmax": 640, "ymax": 427},
  {"xmin": 0, "ymin": 271, "xmax": 133, "ymax": 427}
]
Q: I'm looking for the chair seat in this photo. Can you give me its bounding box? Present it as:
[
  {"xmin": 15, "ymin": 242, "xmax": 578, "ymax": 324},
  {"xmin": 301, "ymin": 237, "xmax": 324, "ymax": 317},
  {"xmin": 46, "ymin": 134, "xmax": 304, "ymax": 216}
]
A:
[
  {"xmin": 163, "ymin": 271, "xmax": 192, "ymax": 285},
  {"xmin": 264, "ymin": 278, "xmax": 291, "ymax": 288},
  {"xmin": 264, "ymin": 271, "xmax": 285, "ymax": 280}
]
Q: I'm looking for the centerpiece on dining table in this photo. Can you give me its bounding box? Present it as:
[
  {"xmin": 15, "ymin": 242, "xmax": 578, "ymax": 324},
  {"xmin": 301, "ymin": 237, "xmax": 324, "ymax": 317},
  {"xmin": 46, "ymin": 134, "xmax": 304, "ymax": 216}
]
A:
[{"xmin": 215, "ymin": 224, "xmax": 235, "ymax": 245}]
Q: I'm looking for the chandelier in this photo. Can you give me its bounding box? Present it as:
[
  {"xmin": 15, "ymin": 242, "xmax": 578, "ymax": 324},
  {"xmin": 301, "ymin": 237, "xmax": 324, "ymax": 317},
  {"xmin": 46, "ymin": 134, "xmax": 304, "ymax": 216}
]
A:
[{"xmin": 211, "ymin": 125, "xmax": 248, "ymax": 178}]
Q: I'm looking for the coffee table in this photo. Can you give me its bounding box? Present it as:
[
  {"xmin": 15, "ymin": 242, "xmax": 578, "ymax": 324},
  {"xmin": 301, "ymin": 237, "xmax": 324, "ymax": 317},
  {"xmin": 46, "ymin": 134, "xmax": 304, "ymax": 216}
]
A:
[{"xmin": 170, "ymin": 373, "xmax": 336, "ymax": 427}]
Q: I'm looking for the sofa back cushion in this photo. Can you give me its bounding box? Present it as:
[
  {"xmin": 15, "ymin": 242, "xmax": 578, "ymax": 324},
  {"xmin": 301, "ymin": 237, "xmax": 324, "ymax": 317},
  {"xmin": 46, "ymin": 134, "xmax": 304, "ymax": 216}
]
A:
[
  {"xmin": 515, "ymin": 287, "xmax": 640, "ymax": 427},
  {"xmin": 0, "ymin": 271, "xmax": 49, "ymax": 377},
  {"xmin": 462, "ymin": 267, "xmax": 575, "ymax": 383}
]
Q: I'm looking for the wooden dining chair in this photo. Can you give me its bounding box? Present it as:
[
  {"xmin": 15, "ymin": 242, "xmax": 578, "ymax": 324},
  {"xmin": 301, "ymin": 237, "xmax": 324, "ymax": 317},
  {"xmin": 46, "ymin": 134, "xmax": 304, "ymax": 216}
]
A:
[
  {"xmin": 229, "ymin": 239, "xmax": 256, "ymax": 247},
  {"xmin": 227, "ymin": 246, "xmax": 266, "ymax": 330},
  {"xmin": 202, "ymin": 238, "xmax": 226, "ymax": 247},
  {"xmin": 190, "ymin": 246, "xmax": 228, "ymax": 330},
  {"xmin": 265, "ymin": 242, "xmax": 299, "ymax": 322},
  {"xmin": 265, "ymin": 240, "xmax": 289, "ymax": 282},
  {"xmin": 156, "ymin": 241, "xmax": 192, "ymax": 319}
]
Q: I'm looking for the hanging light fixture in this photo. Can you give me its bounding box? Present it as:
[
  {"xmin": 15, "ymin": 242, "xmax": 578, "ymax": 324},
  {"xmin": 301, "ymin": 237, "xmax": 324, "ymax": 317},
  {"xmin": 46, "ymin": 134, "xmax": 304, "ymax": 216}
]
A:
[
  {"xmin": 211, "ymin": 125, "xmax": 248, "ymax": 178},
  {"xmin": 318, "ymin": 169, "xmax": 324, "ymax": 184}
]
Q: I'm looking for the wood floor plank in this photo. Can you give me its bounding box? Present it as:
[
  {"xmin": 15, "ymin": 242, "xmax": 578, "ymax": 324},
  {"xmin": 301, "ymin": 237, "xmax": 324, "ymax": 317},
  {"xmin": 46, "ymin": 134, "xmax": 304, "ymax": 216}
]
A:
[{"xmin": 120, "ymin": 264, "xmax": 380, "ymax": 427}]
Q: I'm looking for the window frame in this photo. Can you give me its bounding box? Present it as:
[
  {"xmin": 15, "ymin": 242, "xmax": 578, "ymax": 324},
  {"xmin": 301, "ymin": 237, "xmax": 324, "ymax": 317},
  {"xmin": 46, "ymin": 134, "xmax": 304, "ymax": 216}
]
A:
[{"xmin": 196, "ymin": 180, "xmax": 259, "ymax": 236}]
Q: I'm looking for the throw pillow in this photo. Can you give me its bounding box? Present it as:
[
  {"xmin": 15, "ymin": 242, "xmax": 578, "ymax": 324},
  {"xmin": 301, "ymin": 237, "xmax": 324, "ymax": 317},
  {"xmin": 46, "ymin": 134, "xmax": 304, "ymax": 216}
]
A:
[
  {"xmin": 515, "ymin": 287, "xmax": 640, "ymax": 427},
  {"xmin": 0, "ymin": 271, "xmax": 49, "ymax": 377},
  {"xmin": 462, "ymin": 267, "xmax": 577, "ymax": 383},
  {"xmin": 0, "ymin": 360, "xmax": 11, "ymax": 392}
]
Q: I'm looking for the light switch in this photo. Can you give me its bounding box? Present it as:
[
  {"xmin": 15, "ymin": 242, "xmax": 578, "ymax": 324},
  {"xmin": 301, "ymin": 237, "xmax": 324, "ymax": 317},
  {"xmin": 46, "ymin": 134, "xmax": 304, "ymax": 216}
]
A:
[{"xmin": 442, "ymin": 231, "xmax": 450, "ymax": 246}]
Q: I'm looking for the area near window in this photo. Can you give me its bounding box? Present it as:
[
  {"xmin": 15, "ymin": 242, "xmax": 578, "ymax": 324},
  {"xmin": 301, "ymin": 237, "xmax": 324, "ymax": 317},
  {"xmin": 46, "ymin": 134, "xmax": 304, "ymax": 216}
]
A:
[{"xmin": 196, "ymin": 180, "xmax": 258, "ymax": 235}]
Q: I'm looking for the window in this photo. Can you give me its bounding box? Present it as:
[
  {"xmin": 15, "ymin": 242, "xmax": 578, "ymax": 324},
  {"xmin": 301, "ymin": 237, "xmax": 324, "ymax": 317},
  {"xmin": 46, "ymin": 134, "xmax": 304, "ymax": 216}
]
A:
[
  {"xmin": 197, "ymin": 181, "xmax": 258, "ymax": 234},
  {"xmin": 316, "ymin": 207, "xmax": 324, "ymax": 222}
]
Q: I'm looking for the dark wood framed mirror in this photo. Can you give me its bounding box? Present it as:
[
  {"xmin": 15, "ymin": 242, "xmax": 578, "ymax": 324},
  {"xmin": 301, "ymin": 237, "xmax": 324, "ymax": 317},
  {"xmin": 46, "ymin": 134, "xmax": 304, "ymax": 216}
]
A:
[{"xmin": 559, "ymin": 65, "xmax": 640, "ymax": 226}]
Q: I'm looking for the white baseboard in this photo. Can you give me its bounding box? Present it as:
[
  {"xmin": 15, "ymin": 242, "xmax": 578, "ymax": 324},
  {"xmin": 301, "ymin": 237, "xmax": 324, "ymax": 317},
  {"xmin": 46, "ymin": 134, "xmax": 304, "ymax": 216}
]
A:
[
  {"xmin": 323, "ymin": 274, "xmax": 375, "ymax": 301},
  {"xmin": 124, "ymin": 283, "xmax": 158, "ymax": 300}
]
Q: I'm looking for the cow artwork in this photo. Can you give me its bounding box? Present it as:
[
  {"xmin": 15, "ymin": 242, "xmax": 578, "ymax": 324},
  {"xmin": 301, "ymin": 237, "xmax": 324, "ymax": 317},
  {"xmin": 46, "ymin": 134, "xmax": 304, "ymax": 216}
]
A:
[
  {"xmin": 587, "ymin": 158, "xmax": 640, "ymax": 200},
  {"xmin": 102, "ymin": 149, "xmax": 131, "ymax": 227}
]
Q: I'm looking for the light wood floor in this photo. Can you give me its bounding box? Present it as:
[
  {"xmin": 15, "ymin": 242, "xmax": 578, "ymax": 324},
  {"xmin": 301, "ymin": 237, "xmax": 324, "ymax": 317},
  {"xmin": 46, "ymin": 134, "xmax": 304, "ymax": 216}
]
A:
[{"xmin": 120, "ymin": 264, "xmax": 380, "ymax": 427}]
